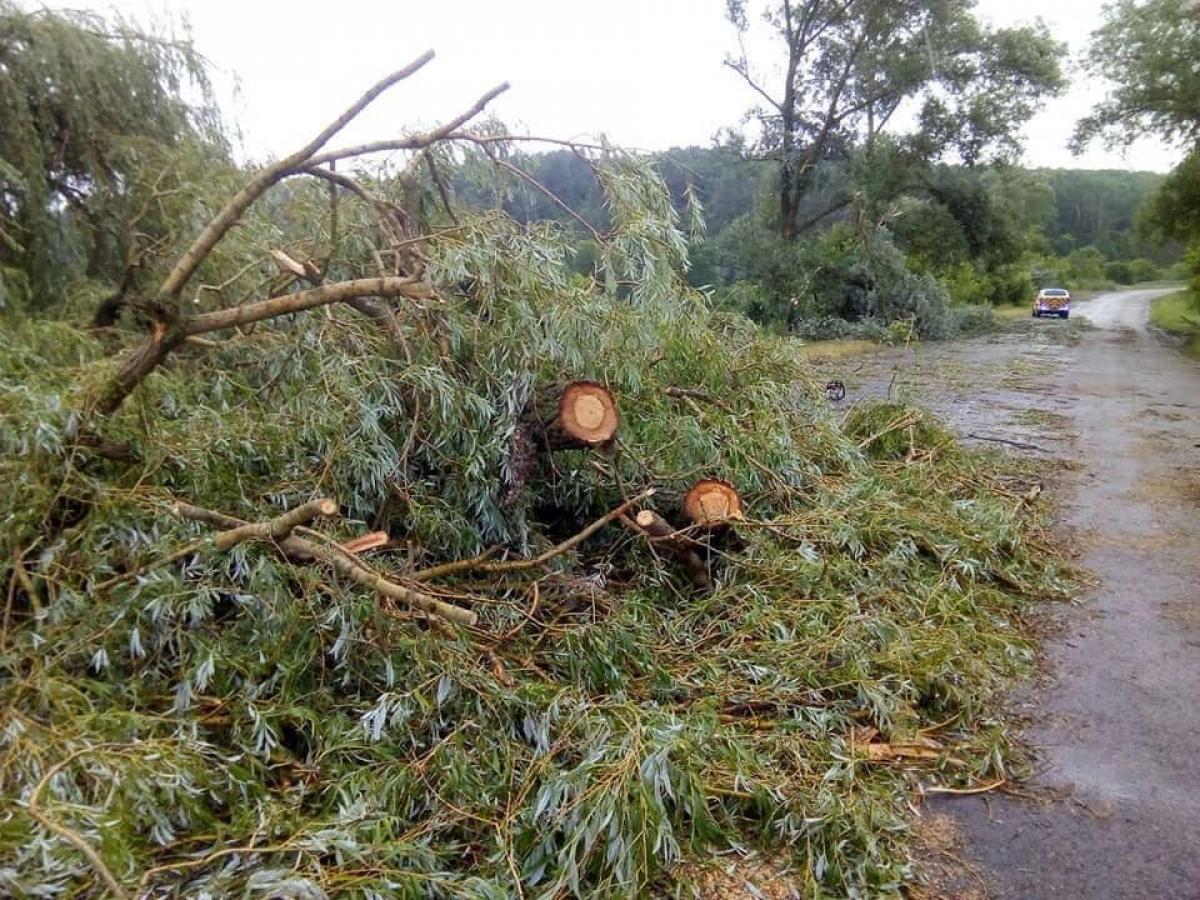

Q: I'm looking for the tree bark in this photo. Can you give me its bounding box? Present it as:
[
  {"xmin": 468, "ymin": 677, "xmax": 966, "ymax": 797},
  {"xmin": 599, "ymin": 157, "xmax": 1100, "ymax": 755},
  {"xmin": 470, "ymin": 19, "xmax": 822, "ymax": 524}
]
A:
[
  {"xmin": 213, "ymin": 498, "xmax": 338, "ymax": 550},
  {"xmin": 626, "ymin": 509, "xmax": 711, "ymax": 590}
]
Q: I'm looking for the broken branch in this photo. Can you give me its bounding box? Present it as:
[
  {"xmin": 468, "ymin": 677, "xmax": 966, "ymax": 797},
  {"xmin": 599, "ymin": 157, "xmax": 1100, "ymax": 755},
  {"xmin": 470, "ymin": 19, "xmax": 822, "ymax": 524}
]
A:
[
  {"xmin": 174, "ymin": 500, "xmax": 476, "ymax": 625},
  {"xmin": 306, "ymin": 82, "xmax": 511, "ymax": 168},
  {"xmin": 624, "ymin": 508, "xmax": 711, "ymax": 590},
  {"xmin": 212, "ymin": 498, "xmax": 338, "ymax": 550},
  {"xmin": 159, "ymin": 51, "xmax": 436, "ymax": 300}
]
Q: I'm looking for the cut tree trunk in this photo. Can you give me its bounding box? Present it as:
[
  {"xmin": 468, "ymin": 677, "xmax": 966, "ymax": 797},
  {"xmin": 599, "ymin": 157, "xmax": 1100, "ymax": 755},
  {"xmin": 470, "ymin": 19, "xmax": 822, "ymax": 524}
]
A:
[
  {"xmin": 539, "ymin": 381, "xmax": 619, "ymax": 450},
  {"xmin": 682, "ymin": 479, "xmax": 744, "ymax": 529},
  {"xmin": 627, "ymin": 509, "xmax": 711, "ymax": 590}
]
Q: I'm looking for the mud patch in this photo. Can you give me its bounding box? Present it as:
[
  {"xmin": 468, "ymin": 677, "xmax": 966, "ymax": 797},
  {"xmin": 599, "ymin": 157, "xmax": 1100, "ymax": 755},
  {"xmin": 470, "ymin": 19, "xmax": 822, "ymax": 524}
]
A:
[
  {"xmin": 1133, "ymin": 468, "xmax": 1200, "ymax": 507},
  {"xmin": 1141, "ymin": 406, "xmax": 1189, "ymax": 422},
  {"xmin": 1072, "ymin": 527, "xmax": 1181, "ymax": 553},
  {"xmin": 1008, "ymin": 409, "xmax": 1073, "ymax": 432},
  {"xmin": 1161, "ymin": 597, "xmax": 1200, "ymax": 632}
]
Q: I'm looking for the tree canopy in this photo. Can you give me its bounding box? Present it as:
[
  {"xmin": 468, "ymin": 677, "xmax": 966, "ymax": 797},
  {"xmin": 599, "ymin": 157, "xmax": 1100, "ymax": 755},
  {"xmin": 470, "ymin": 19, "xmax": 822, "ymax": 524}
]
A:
[
  {"xmin": 724, "ymin": 0, "xmax": 1065, "ymax": 239},
  {"xmin": 1073, "ymin": 0, "xmax": 1200, "ymax": 151},
  {"xmin": 0, "ymin": 2, "xmax": 227, "ymax": 308},
  {"xmin": 1076, "ymin": 0, "xmax": 1200, "ymax": 305}
]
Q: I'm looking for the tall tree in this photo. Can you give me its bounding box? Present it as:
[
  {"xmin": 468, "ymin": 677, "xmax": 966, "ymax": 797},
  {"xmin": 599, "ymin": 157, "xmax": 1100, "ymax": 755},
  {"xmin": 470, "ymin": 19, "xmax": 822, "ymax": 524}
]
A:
[
  {"xmin": 1073, "ymin": 0, "xmax": 1200, "ymax": 151},
  {"xmin": 1076, "ymin": 0, "xmax": 1200, "ymax": 303},
  {"xmin": 724, "ymin": 0, "xmax": 1064, "ymax": 240},
  {"xmin": 0, "ymin": 3, "xmax": 226, "ymax": 308}
]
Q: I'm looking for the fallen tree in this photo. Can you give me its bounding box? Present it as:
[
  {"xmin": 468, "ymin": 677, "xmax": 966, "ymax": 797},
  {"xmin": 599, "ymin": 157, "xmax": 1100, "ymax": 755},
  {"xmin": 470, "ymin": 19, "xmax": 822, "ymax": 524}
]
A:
[{"xmin": 0, "ymin": 24, "xmax": 1072, "ymax": 899}]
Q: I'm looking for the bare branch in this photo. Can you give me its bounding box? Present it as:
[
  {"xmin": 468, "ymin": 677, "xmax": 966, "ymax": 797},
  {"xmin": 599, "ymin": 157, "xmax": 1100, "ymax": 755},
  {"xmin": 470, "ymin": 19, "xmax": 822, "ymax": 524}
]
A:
[
  {"xmin": 213, "ymin": 498, "xmax": 338, "ymax": 550},
  {"xmin": 160, "ymin": 51, "xmax": 436, "ymax": 300},
  {"xmin": 175, "ymin": 500, "xmax": 477, "ymax": 625},
  {"xmin": 306, "ymin": 82, "xmax": 511, "ymax": 168},
  {"xmin": 723, "ymin": 58, "xmax": 784, "ymax": 114},
  {"xmin": 412, "ymin": 489, "xmax": 653, "ymax": 581}
]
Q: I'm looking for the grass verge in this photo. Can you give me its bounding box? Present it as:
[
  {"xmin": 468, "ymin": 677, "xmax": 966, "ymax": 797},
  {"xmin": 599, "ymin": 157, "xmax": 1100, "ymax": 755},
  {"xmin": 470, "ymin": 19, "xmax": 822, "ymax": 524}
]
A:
[
  {"xmin": 1150, "ymin": 290, "xmax": 1200, "ymax": 359},
  {"xmin": 795, "ymin": 338, "xmax": 882, "ymax": 362}
]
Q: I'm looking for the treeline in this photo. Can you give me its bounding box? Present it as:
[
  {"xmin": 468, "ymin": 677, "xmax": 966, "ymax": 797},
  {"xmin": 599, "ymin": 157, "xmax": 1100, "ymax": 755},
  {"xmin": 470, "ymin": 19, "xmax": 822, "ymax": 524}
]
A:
[{"xmin": 452, "ymin": 146, "xmax": 1178, "ymax": 333}]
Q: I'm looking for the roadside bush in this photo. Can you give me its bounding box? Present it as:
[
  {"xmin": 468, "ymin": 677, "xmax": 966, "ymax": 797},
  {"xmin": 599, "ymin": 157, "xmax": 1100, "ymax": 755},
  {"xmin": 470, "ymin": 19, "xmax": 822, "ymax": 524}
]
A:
[
  {"xmin": 1105, "ymin": 259, "xmax": 1135, "ymax": 284},
  {"xmin": 1128, "ymin": 257, "xmax": 1161, "ymax": 282},
  {"xmin": 947, "ymin": 303, "xmax": 998, "ymax": 335}
]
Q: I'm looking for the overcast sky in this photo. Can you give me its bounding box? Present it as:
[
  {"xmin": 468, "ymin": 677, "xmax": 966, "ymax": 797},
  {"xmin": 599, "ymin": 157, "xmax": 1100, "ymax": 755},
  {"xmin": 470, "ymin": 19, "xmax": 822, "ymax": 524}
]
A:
[{"xmin": 46, "ymin": 0, "xmax": 1181, "ymax": 172}]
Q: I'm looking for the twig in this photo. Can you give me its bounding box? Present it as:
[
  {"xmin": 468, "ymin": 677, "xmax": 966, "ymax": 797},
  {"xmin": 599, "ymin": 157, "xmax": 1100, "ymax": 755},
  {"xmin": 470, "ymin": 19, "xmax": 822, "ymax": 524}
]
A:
[
  {"xmin": 482, "ymin": 151, "xmax": 604, "ymax": 242},
  {"xmin": 423, "ymin": 150, "xmax": 460, "ymax": 225},
  {"xmin": 857, "ymin": 411, "xmax": 920, "ymax": 450},
  {"xmin": 922, "ymin": 778, "xmax": 1007, "ymax": 795},
  {"xmin": 93, "ymin": 539, "xmax": 204, "ymax": 593},
  {"xmin": 306, "ymin": 82, "xmax": 511, "ymax": 168},
  {"xmin": 27, "ymin": 747, "xmax": 131, "ymax": 900},
  {"xmin": 413, "ymin": 490, "xmax": 653, "ymax": 581},
  {"xmin": 665, "ymin": 386, "xmax": 733, "ymax": 412},
  {"xmin": 964, "ymin": 433, "xmax": 1049, "ymax": 453},
  {"xmin": 411, "ymin": 546, "xmax": 502, "ymax": 582}
]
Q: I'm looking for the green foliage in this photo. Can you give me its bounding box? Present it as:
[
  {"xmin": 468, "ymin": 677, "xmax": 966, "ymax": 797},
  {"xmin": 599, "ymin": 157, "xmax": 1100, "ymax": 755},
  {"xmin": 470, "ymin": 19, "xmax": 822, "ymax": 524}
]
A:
[
  {"xmin": 1150, "ymin": 289, "xmax": 1200, "ymax": 359},
  {"xmin": 1142, "ymin": 151, "xmax": 1200, "ymax": 283},
  {"xmin": 0, "ymin": 3, "xmax": 228, "ymax": 309},
  {"xmin": 1074, "ymin": 0, "xmax": 1200, "ymax": 150},
  {"xmin": 0, "ymin": 134, "xmax": 1070, "ymax": 898}
]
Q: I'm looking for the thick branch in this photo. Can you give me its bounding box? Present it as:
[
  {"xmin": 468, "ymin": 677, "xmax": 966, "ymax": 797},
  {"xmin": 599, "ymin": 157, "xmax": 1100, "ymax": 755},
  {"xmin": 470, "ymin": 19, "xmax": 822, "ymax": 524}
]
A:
[
  {"xmin": 306, "ymin": 82, "xmax": 511, "ymax": 168},
  {"xmin": 182, "ymin": 276, "xmax": 428, "ymax": 335},
  {"xmin": 624, "ymin": 509, "xmax": 711, "ymax": 590}
]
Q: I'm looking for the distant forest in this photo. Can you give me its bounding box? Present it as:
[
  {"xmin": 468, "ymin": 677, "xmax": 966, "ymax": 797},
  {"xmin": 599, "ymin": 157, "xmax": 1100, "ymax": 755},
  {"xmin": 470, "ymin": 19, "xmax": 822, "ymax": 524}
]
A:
[{"xmin": 452, "ymin": 147, "xmax": 1178, "ymax": 333}]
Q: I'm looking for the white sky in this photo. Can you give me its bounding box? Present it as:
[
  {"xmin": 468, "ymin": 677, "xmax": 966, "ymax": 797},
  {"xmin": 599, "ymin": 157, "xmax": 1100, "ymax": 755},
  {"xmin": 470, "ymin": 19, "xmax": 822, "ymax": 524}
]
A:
[{"xmin": 43, "ymin": 0, "xmax": 1182, "ymax": 172}]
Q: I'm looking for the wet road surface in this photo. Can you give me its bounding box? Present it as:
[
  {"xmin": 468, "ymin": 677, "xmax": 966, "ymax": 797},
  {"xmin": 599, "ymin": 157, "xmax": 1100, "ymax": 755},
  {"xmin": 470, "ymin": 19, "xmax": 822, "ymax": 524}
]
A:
[{"xmin": 824, "ymin": 289, "xmax": 1200, "ymax": 898}]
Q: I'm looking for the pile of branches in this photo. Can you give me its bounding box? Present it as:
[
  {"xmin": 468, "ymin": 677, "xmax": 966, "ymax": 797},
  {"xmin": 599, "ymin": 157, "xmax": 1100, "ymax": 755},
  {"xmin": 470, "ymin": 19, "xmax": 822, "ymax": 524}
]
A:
[{"xmin": 0, "ymin": 54, "xmax": 1070, "ymax": 898}]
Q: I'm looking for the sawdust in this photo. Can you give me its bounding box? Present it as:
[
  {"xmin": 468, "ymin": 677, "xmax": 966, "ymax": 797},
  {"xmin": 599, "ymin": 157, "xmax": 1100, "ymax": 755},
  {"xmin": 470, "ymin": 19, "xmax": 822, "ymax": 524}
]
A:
[
  {"xmin": 908, "ymin": 813, "xmax": 991, "ymax": 900},
  {"xmin": 672, "ymin": 853, "xmax": 803, "ymax": 899}
]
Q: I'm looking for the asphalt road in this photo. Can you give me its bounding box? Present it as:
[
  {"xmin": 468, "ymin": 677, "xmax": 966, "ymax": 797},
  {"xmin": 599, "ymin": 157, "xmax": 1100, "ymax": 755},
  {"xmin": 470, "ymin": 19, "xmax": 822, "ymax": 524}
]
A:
[{"xmin": 928, "ymin": 288, "xmax": 1200, "ymax": 899}]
